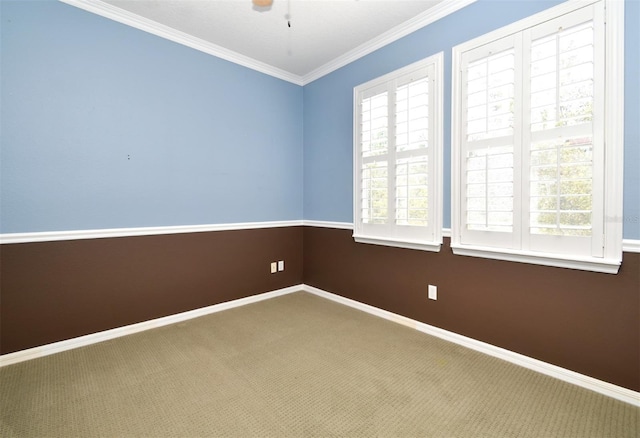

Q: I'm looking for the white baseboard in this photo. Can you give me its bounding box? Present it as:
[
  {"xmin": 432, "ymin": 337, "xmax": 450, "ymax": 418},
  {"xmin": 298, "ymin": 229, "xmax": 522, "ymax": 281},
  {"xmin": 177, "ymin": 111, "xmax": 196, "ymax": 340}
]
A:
[
  {"xmin": 302, "ymin": 284, "xmax": 640, "ymax": 407},
  {"xmin": 2, "ymin": 283, "xmax": 638, "ymax": 407},
  {"xmin": 0, "ymin": 285, "xmax": 301, "ymax": 367}
]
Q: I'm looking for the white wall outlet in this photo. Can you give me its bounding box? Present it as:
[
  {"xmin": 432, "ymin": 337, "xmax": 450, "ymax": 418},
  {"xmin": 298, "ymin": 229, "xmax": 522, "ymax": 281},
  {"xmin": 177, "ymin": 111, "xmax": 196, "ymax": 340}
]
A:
[
  {"xmin": 428, "ymin": 284, "xmax": 437, "ymax": 300},
  {"xmin": 270, "ymin": 262, "xmax": 277, "ymax": 274},
  {"xmin": 277, "ymin": 260, "xmax": 284, "ymax": 271}
]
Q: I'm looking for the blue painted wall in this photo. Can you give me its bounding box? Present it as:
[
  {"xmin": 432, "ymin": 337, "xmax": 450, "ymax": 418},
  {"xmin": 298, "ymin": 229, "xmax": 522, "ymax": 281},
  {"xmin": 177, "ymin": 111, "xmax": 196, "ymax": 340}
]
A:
[
  {"xmin": 623, "ymin": 0, "xmax": 640, "ymax": 240},
  {"xmin": 303, "ymin": 0, "xmax": 640, "ymax": 240},
  {"xmin": 1, "ymin": 0, "xmax": 638, "ymax": 239},
  {"xmin": 1, "ymin": 0, "xmax": 303, "ymax": 233}
]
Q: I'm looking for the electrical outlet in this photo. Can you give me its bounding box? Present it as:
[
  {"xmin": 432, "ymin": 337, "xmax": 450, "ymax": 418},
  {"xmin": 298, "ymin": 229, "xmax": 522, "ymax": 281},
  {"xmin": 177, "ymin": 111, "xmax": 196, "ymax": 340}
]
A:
[
  {"xmin": 270, "ymin": 262, "xmax": 277, "ymax": 274},
  {"xmin": 428, "ymin": 284, "xmax": 437, "ymax": 300},
  {"xmin": 277, "ymin": 260, "xmax": 284, "ymax": 271}
]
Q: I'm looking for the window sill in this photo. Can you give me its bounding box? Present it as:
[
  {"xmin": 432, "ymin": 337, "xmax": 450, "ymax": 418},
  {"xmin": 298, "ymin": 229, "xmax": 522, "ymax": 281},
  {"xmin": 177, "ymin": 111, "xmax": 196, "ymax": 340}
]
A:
[
  {"xmin": 353, "ymin": 234, "xmax": 442, "ymax": 252},
  {"xmin": 450, "ymin": 244, "xmax": 621, "ymax": 274}
]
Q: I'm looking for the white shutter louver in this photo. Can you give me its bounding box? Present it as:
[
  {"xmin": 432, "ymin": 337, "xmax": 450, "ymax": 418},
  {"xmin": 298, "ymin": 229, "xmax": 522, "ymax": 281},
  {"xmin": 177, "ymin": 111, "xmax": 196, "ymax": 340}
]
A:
[
  {"xmin": 360, "ymin": 90, "xmax": 389, "ymax": 225},
  {"xmin": 459, "ymin": 36, "xmax": 520, "ymax": 248},
  {"xmin": 528, "ymin": 20, "xmax": 596, "ymax": 239}
]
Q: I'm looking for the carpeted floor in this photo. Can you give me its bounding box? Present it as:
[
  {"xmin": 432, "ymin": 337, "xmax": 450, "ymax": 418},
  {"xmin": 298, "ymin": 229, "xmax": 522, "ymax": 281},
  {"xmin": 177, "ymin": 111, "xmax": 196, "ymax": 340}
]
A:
[{"xmin": 1, "ymin": 291, "xmax": 638, "ymax": 437}]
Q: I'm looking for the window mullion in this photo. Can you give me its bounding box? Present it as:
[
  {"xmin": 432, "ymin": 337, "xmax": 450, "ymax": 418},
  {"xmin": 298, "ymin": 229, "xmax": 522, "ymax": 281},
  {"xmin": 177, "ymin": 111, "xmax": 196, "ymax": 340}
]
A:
[
  {"xmin": 483, "ymin": 60, "xmax": 490, "ymax": 230},
  {"xmin": 519, "ymin": 29, "xmax": 531, "ymax": 252},
  {"xmin": 427, "ymin": 64, "xmax": 439, "ymax": 239},
  {"xmin": 387, "ymin": 81, "xmax": 397, "ymax": 233},
  {"xmin": 553, "ymin": 33, "xmax": 561, "ymax": 236},
  {"xmin": 512, "ymin": 32, "xmax": 525, "ymax": 250},
  {"xmin": 591, "ymin": 1, "xmax": 606, "ymax": 257}
]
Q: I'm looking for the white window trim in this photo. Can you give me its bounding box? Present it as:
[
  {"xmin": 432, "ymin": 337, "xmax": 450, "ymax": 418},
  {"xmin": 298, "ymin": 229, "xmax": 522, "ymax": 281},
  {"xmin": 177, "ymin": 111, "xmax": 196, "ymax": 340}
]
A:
[
  {"xmin": 353, "ymin": 53, "xmax": 444, "ymax": 252},
  {"xmin": 352, "ymin": 234, "xmax": 442, "ymax": 252},
  {"xmin": 451, "ymin": 0, "xmax": 624, "ymax": 274}
]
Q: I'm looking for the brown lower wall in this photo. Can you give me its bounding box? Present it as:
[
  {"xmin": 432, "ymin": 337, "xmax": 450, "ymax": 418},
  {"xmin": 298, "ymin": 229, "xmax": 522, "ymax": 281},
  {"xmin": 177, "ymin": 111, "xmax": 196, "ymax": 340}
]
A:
[
  {"xmin": 0, "ymin": 226, "xmax": 304, "ymax": 355},
  {"xmin": 2, "ymin": 225, "xmax": 638, "ymax": 392},
  {"xmin": 303, "ymin": 226, "xmax": 640, "ymax": 392}
]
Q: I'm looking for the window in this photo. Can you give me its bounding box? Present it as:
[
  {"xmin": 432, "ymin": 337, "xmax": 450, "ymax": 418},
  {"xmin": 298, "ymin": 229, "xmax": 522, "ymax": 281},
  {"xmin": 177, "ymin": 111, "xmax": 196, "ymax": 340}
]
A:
[
  {"xmin": 354, "ymin": 54, "xmax": 443, "ymax": 251},
  {"xmin": 451, "ymin": 0, "xmax": 624, "ymax": 273}
]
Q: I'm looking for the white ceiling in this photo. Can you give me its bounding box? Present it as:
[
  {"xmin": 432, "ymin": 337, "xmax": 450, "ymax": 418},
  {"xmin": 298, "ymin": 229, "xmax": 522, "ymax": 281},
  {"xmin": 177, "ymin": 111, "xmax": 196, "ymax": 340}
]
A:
[{"xmin": 62, "ymin": 0, "xmax": 474, "ymax": 84}]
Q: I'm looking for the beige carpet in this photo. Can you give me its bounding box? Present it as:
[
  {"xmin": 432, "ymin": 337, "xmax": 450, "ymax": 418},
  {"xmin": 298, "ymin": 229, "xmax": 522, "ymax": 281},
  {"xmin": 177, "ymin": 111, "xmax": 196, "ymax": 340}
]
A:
[{"xmin": 1, "ymin": 291, "xmax": 638, "ymax": 437}]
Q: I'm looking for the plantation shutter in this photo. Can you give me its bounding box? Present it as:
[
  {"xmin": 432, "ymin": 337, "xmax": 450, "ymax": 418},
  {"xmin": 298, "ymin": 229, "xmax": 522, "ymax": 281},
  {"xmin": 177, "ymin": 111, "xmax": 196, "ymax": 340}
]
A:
[
  {"xmin": 459, "ymin": 35, "xmax": 522, "ymax": 249},
  {"xmin": 458, "ymin": 4, "xmax": 603, "ymax": 258},
  {"xmin": 523, "ymin": 5, "xmax": 604, "ymax": 257},
  {"xmin": 354, "ymin": 56, "xmax": 442, "ymax": 251},
  {"xmin": 360, "ymin": 85, "xmax": 390, "ymax": 227}
]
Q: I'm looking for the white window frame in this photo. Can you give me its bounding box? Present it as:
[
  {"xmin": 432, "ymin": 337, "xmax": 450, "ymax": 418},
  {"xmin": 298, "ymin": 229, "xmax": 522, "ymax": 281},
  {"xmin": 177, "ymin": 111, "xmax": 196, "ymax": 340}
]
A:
[
  {"xmin": 353, "ymin": 53, "xmax": 444, "ymax": 252},
  {"xmin": 451, "ymin": 0, "xmax": 624, "ymax": 274}
]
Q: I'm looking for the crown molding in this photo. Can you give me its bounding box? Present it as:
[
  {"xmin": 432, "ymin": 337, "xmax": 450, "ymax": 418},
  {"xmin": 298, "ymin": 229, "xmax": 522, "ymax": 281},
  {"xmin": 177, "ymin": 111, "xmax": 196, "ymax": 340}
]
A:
[
  {"xmin": 59, "ymin": 0, "xmax": 476, "ymax": 87},
  {"xmin": 301, "ymin": 0, "xmax": 477, "ymax": 85},
  {"xmin": 58, "ymin": 0, "xmax": 304, "ymax": 85}
]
